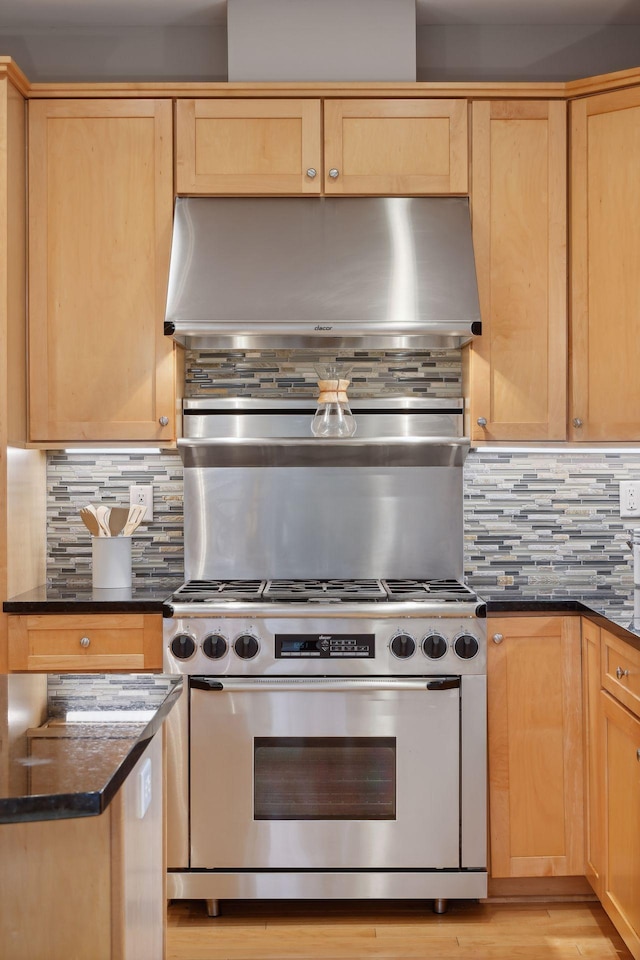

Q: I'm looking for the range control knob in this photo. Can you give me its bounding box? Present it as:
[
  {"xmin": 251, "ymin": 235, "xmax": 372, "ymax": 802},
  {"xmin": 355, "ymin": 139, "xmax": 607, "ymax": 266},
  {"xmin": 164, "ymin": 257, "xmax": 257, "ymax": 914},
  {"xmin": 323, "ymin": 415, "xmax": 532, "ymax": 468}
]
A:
[
  {"xmin": 390, "ymin": 633, "xmax": 416, "ymax": 659},
  {"xmin": 170, "ymin": 634, "xmax": 196, "ymax": 660},
  {"xmin": 234, "ymin": 634, "xmax": 259, "ymax": 660},
  {"xmin": 422, "ymin": 633, "xmax": 448, "ymax": 659},
  {"xmin": 454, "ymin": 633, "xmax": 479, "ymax": 660},
  {"xmin": 202, "ymin": 634, "xmax": 228, "ymax": 660}
]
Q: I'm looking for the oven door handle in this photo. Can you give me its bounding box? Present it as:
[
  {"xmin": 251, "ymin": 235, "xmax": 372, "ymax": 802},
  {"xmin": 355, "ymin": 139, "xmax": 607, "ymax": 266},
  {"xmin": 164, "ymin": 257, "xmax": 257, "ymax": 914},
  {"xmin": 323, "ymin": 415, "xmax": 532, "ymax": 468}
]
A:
[{"xmin": 189, "ymin": 677, "xmax": 461, "ymax": 692}]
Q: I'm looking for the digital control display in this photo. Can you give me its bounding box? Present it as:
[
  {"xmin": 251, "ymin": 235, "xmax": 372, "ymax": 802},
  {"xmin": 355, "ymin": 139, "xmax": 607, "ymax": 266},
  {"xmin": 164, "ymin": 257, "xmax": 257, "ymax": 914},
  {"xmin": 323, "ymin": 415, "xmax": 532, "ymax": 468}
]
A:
[{"xmin": 275, "ymin": 634, "xmax": 375, "ymax": 658}]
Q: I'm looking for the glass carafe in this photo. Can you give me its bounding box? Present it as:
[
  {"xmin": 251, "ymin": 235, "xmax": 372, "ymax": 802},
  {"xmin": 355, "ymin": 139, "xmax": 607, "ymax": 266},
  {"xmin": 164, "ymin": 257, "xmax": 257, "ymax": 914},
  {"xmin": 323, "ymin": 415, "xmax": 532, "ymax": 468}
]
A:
[{"xmin": 311, "ymin": 364, "xmax": 357, "ymax": 438}]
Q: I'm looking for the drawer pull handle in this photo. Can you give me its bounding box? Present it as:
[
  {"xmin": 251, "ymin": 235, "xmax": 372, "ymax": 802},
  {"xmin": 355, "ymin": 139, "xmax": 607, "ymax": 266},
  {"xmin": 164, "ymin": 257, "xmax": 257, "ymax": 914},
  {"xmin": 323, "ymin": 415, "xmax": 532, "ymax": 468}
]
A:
[
  {"xmin": 80, "ymin": 636, "xmax": 91, "ymax": 648},
  {"xmin": 616, "ymin": 666, "xmax": 630, "ymax": 680}
]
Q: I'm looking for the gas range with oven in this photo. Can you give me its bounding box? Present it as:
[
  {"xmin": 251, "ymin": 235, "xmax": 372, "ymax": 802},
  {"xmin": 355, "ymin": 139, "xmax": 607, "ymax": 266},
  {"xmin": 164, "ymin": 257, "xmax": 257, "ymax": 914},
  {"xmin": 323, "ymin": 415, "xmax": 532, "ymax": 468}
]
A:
[{"xmin": 164, "ymin": 399, "xmax": 487, "ymax": 915}]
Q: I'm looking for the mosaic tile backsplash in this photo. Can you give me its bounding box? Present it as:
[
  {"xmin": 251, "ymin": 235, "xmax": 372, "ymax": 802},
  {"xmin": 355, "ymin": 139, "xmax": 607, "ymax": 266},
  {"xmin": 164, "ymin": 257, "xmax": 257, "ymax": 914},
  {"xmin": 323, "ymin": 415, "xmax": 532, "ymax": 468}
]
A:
[
  {"xmin": 47, "ymin": 447, "xmax": 640, "ymax": 593},
  {"xmin": 185, "ymin": 348, "xmax": 462, "ymax": 398},
  {"xmin": 47, "ymin": 450, "xmax": 184, "ymax": 584}
]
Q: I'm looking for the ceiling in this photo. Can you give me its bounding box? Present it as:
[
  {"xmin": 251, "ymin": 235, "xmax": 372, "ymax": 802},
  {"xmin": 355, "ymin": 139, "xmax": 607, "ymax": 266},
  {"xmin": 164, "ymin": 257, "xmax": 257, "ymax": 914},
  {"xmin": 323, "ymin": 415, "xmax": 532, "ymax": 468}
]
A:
[{"xmin": 1, "ymin": 0, "xmax": 639, "ymax": 29}]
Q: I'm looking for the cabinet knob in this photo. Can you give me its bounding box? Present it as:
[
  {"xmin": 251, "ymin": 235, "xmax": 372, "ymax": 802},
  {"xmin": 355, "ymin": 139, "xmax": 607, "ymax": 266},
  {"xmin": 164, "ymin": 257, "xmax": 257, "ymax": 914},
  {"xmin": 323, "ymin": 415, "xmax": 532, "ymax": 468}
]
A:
[
  {"xmin": 80, "ymin": 636, "xmax": 91, "ymax": 648},
  {"xmin": 477, "ymin": 417, "xmax": 487, "ymax": 428},
  {"xmin": 159, "ymin": 416, "xmax": 169, "ymax": 427},
  {"xmin": 637, "ymin": 748, "xmax": 640, "ymax": 762},
  {"xmin": 328, "ymin": 168, "xmax": 340, "ymax": 179},
  {"xmin": 492, "ymin": 633, "xmax": 504, "ymax": 644},
  {"xmin": 616, "ymin": 665, "xmax": 630, "ymax": 680},
  {"xmin": 306, "ymin": 168, "xmax": 317, "ymax": 179},
  {"xmin": 573, "ymin": 418, "xmax": 583, "ymax": 428}
]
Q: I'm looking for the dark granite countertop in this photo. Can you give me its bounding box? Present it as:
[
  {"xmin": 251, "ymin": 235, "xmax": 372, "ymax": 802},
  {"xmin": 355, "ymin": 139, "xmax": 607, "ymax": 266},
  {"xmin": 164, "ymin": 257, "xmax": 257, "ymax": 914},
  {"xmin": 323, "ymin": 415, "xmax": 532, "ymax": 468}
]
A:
[
  {"xmin": 0, "ymin": 673, "xmax": 182, "ymax": 824},
  {"xmin": 2, "ymin": 577, "xmax": 181, "ymax": 614}
]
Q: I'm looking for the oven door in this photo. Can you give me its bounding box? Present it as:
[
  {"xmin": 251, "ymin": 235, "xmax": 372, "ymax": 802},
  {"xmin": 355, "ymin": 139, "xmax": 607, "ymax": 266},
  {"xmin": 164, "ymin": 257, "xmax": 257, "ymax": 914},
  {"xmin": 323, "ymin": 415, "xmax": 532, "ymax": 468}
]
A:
[{"xmin": 189, "ymin": 676, "xmax": 460, "ymax": 870}]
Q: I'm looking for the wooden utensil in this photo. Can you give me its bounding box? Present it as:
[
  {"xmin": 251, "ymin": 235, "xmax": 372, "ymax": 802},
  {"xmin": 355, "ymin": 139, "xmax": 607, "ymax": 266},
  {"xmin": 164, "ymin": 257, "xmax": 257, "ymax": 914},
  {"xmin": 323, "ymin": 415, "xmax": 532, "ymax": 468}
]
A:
[
  {"xmin": 122, "ymin": 504, "xmax": 146, "ymax": 537},
  {"xmin": 108, "ymin": 506, "xmax": 130, "ymax": 537},
  {"xmin": 95, "ymin": 504, "xmax": 112, "ymax": 537},
  {"xmin": 79, "ymin": 506, "xmax": 100, "ymax": 537}
]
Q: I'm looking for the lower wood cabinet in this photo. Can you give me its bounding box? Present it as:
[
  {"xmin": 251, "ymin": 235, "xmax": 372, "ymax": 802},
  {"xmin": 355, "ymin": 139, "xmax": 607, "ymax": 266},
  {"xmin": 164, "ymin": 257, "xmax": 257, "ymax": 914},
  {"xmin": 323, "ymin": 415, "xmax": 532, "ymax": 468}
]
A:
[
  {"xmin": 581, "ymin": 617, "xmax": 605, "ymax": 898},
  {"xmin": 7, "ymin": 614, "xmax": 162, "ymax": 672},
  {"xmin": 0, "ymin": 733, "xmax": 164, "ymax": 960},
  {"xmin": 488, "ymin": 616, "xmax": 584, "ymax": 878}
]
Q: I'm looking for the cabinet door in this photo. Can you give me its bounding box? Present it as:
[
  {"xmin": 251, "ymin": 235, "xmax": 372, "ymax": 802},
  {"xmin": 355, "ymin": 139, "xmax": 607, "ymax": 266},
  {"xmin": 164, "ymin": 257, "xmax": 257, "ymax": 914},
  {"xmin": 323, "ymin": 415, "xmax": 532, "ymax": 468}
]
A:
[
  {"xmin": 323, "ymin": 99, "xmax": 468, "ymax": 194},
  {"xmin": 488, "ymin": 616, "xmax": 584, "ymax": 878},
  {"xmin": 175, "ymin": 99, "xmax": 322, "ymax": 194},
  {"xmin": 571, "ymin": 87, "xmax": 640, "ymax": 441},
  {"xmin": 601, "ymin": 690, "xmax": 640, "ymax": 959},
  {"xmin": 581, "ymin": 619, "xmax": 604, "ymax": 897},
  {"xmin": 28, "ymin": 100, "xmax": 175, "ymax": 442},
  {"xmin": 468, "ymin": 101, "xmax": 567, "ymax": 441}
]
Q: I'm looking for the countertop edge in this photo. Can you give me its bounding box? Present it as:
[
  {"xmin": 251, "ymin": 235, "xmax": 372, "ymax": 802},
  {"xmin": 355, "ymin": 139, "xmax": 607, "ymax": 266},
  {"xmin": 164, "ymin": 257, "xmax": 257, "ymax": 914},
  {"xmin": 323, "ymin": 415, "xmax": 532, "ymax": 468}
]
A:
[{"xmin": 0, "ymin": 677, "xmax": 183, "ymax": 825}]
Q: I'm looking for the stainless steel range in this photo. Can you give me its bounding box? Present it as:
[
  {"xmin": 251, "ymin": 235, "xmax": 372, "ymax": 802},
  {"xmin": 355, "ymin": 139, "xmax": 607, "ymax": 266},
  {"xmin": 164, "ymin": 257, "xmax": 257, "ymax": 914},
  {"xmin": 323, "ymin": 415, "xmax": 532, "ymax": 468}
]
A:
[{"xmin": 164, "ymin": 399, "xmax": 487, "ymax": 914}]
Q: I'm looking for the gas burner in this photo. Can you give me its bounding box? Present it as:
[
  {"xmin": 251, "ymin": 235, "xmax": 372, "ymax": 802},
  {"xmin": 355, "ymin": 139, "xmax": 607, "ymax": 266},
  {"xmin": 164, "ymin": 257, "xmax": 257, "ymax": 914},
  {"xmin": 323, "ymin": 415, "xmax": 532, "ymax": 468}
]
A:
[
  {"xmin": 382, "ymin": 579, "xmax": 477, "ymax": 602},
  {"xmin": 263, "ymin": 579, "xmax": 388, "ymax": 602},
  {"xmin": 173, "ymin": 580, "xmax": 266, "ymax": 602}
]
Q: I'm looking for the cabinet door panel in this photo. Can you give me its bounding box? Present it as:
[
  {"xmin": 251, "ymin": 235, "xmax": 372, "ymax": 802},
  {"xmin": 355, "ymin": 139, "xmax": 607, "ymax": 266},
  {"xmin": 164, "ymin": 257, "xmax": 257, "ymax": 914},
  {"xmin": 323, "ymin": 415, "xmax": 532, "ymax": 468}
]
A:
[
  {"xmin": 176, "ymin": 99, "xmax": 322, "ymax": 194},
  {"xmin": 571, "ymin": 87, "xmax": 640, "ymax": 441},
  {"xmin": 488, "ymin": 616, "xmax": 584, "ymax": 878},
  {"xmin": 324, "ymin": 99, "xmax": 468, "ymax": 194},
  {"xmin": 581, "ymin": 619, "xmax": 604, "ymax": 897},
  {"xmin": 601, "ymin": 690, "xmax": 640, "ymax": 959},
  {"xmin": 469, "ymin": 101, "xmax": 567, "ymax": 441},
  {"xmin": 28, "ymin": 100, "xmax": 174, "ymax": 442}
]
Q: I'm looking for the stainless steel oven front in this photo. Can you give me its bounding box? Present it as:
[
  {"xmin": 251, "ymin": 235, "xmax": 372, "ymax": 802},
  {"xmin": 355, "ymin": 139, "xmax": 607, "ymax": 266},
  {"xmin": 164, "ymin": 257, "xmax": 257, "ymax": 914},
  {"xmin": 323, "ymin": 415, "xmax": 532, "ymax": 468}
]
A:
[{"xmin": 189, "ymin": 676, "xmax": 463, "ymax": 871}]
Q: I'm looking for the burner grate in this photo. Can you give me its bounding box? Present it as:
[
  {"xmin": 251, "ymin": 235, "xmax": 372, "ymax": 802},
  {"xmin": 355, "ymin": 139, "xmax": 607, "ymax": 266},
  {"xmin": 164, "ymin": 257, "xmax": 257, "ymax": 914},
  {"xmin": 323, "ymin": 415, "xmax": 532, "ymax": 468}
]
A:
[
  {"xmin": 173, "ymin": 580, "xmax": 266, "ymax": 601},
  {"xmin": 382, "ymin": 579, "xmax": 477, "ymax": 602},
  {"xmin": 264, "ymin": 579, "xmax": 388, "ymax": 602}
]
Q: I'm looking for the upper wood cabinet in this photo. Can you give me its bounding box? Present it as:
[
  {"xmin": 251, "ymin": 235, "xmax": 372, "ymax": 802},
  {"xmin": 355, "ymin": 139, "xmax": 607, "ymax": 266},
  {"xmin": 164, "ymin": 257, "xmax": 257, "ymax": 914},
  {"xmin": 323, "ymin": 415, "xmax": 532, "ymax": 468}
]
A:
[
  {"xmin": 467, "ymin": 101, "xmax": 567, "ymax": 442},
  {"xmin": 175, "ymin": 99, "xmax": 322, "ymax": 194},
  {"xmin": 28, "ymin": 99, "xmax": 175, "ymax": 442},
  {"xmin": 487, "ymin": 616, "xmax": 584, "ymax": 878},
  {"xmin": 571, "ymin": 87, "xmax": 640, "ymax": 441},
  {"xmin": 323, "ymin": 99, "xmax": 468, "ymax": 194},
  {"xmin": 175, "ymin": 97, "xmax": 468, "ymax": 196}
]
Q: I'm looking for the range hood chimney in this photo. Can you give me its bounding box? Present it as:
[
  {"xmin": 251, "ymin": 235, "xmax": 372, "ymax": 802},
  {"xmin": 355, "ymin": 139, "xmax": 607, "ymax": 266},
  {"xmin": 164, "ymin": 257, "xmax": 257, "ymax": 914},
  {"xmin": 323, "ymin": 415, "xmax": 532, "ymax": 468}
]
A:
[
  {"xmin": 164, "ymin": 197, "xmax": 482, "ymax": 351},
  {"xmin": 227, "ymin": 0, "xmax": 417, "ymax": 82}
]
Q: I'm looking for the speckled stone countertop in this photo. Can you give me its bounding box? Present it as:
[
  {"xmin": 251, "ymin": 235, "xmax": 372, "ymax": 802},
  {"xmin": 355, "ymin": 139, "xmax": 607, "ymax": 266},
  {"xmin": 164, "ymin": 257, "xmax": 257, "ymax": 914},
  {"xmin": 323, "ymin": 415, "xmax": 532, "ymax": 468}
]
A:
[
  {"xmin": 0, "ymin": 673, "xmax": 182, "ymax": 824},
  {"xmin": 474, "ymin": 583, "xmax": 640, "ymax": 651},
  {"xmin": 2, "ymin": 577, "xmax": 181, "ymax": 614}
]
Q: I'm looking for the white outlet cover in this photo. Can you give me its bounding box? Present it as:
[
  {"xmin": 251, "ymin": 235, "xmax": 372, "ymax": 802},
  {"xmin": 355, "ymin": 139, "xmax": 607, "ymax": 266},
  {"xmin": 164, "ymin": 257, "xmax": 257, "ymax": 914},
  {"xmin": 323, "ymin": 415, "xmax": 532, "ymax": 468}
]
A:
[
  {"xmin": 129, "ymin": 484, "xmax": 153, "ymax": 521},
  {"xmin": 138, "ymin": 757, "xmax": 152, "ymax": 819}
]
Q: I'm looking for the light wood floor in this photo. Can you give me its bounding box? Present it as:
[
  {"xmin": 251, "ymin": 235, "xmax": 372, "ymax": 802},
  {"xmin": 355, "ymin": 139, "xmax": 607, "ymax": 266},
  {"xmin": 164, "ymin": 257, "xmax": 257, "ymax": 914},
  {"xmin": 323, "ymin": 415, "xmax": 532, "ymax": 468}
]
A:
[{"xmin": 167, "ymin": 899, "xmax": 632, "ymax": 960}]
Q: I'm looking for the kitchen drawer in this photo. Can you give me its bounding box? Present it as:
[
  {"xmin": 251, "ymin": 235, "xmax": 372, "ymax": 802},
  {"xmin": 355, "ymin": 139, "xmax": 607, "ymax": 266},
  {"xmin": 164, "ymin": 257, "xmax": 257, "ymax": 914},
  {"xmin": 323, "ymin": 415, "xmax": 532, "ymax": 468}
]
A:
[
  {"xmin": 601, "ymin": 628, "xmax": 640, "ymax": 719},
  {"xmin": 7, "ymin": 614, "xmax": 162, "ymax": 672}
]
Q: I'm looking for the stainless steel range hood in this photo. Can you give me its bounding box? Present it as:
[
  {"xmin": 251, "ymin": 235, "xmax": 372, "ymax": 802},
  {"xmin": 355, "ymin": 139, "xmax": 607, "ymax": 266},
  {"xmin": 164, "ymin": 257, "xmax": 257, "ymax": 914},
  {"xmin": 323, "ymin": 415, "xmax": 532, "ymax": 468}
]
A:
[{"xmin": 164, "ymin": 196, "xmax": 481, "ymax": 350}]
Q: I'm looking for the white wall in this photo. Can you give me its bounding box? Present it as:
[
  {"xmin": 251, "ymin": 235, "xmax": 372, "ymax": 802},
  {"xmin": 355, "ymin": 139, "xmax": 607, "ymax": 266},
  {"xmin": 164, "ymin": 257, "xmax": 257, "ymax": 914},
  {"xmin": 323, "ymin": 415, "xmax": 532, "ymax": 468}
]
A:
[{"xmin": 1, "ymin": 22, "xmax": 639, "ymax": 81}]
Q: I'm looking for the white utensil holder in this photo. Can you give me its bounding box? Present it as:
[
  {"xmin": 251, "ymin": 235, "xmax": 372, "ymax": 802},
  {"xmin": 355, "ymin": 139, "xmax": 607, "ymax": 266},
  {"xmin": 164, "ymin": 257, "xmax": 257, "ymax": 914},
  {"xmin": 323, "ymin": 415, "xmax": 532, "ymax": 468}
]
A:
[{"xmin": 92, "ymin": 537, "xmax": 132, "ymax": 589}]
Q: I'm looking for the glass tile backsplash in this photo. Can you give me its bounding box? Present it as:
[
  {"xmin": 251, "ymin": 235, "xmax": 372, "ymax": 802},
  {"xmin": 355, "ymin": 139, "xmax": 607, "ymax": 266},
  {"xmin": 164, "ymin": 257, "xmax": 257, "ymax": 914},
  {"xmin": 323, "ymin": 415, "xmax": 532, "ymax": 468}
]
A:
[{"xmin": 47, "ymin": 447, "xmax": 639, "ymax": 591}]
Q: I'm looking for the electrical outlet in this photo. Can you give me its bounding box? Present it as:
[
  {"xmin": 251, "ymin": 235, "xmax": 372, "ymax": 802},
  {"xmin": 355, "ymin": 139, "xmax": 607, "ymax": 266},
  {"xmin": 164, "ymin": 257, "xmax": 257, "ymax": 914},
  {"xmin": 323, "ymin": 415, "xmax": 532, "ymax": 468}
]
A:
[
  {"xmin": 620, "ymin": 481, "xmax": 640, "ymax": 518},
  {"xmin": 129, "ymin": 484, "xmax": 153, "ymax": 521},
  {"xmin": 137, "ymin": 757, "xmax": 152, "ymax": 820}
]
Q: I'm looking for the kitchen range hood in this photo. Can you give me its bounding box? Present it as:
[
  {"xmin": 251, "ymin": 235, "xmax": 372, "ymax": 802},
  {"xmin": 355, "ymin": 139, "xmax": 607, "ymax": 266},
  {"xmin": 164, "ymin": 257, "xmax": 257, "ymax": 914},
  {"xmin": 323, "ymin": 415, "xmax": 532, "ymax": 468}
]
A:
[{"xmin": 164, "ymin": 196, "xmax": 482, "ymax": 350}]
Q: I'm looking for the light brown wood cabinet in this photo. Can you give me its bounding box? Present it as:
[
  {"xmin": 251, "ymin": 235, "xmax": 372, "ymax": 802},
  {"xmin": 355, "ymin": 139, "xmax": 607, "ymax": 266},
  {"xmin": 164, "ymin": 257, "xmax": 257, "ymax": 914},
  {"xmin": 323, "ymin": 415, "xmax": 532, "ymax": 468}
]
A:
[
  {"xmin": 467, "ymin": 100, "xmax": 567, "ymax": 442},
  {"xmin": 600, "ymin": 677, "xmax": 640, "ymax": 959},
  {"xmin": 0, "ymin": 733, "xmax": 164, "ymax": 960},
  {"xmin": 487, "ymin": 616, "xmax": 584, "ymax": 878},
  {"xmin": 571, "ymin": 86, "xmax": 640, "ymax": 441},
  {"xmin": 28, "ymin": 99, "xmax": 176, "ymax": 443},
  {"xmin": 581, "ymin": 618, "xmax": 605, "ymax": 898},
  {"xmin": 579, "ymin": 622, "xmax": 640, "ymax": 959},
  {"xmin": 7, "ymin": 613, "xmax": 162, "ymax": 672},
  {"xmin": 176, "ymin": 97, "xmax": 468, "ymax": 196}
]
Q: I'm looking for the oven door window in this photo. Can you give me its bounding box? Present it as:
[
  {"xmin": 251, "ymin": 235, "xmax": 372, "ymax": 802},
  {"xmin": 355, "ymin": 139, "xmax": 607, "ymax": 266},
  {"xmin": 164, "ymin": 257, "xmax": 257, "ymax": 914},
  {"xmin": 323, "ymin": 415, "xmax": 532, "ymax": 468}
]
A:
[{"xmin": 254, "ymin": 736, "xmax": 395, "ymax": 820}]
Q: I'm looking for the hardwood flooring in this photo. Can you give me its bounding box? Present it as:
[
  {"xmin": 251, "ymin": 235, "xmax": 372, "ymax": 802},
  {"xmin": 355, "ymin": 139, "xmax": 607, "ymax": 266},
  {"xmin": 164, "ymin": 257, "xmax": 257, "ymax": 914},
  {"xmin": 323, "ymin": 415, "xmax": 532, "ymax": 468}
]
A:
[{"xmin": 167, "ymin": 899, "xmax": 632, "ymax": 960}]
